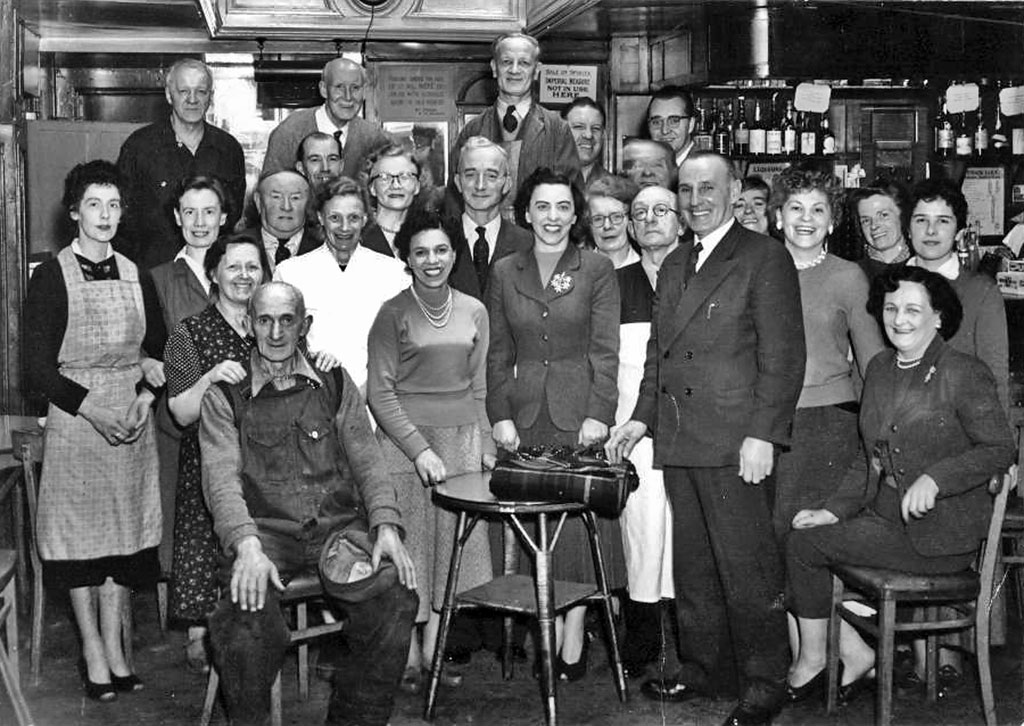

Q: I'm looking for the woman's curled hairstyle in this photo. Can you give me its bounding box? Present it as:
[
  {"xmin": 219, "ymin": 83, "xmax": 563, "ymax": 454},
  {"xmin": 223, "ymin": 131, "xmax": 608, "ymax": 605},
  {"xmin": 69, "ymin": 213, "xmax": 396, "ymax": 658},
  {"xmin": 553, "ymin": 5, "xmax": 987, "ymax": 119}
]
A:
[
  {"xmin": 393, "ymin": 193, "xmax": 450, "ymax": 266},
  {"xmin": 866, "ymin": 265, "xmax": 963, "ymax": 340},
  {"xmin": 62, "ymin": 159, "xmax": 124, "ymax": 212}
]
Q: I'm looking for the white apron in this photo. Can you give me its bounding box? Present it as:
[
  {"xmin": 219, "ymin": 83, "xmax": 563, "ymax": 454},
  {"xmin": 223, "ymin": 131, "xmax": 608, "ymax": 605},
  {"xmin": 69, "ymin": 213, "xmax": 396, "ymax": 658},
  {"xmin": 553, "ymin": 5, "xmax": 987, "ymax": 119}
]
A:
[
  {"xmin": 617, "ymin": 321, "xmax": 674, "ymax": 602},
  {"xmin": 37, "ymin": 247, "xmax": 161, "ymax": 561}
]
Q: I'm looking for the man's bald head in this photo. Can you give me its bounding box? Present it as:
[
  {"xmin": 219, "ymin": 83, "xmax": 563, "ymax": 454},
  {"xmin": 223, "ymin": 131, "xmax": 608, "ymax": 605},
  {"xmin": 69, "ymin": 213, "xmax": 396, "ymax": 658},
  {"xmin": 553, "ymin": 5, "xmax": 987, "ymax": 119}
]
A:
[{"xmin": 320, "ymin": 58, "xmax": 368, "ymax": 127}]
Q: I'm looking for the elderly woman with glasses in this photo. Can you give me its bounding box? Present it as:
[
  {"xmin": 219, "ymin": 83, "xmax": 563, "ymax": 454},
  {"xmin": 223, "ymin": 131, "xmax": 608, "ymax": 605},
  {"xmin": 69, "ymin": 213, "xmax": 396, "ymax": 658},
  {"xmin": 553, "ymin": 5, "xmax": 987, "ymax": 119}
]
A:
[{"xmin": 361, "ymin": 143, "xmax": 422, "ymax": 258}]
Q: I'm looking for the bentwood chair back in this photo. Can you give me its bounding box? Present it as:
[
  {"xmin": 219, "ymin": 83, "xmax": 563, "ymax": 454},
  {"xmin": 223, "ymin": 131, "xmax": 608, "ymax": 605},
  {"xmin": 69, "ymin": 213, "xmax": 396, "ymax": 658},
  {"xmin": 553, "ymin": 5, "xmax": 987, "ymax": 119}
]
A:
[
  {"xmin": 0, "ymin": 548, "xmax": 35, "ymax": 725},
  {"xmin": 826, "ymin": 470, "xmax": 1013, "ymax": 726}
]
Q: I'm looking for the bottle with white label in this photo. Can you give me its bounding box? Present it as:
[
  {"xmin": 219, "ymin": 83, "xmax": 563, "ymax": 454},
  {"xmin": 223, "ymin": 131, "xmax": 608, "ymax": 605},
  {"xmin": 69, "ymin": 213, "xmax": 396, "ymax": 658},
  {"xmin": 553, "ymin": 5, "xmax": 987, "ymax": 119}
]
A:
[
  {"xmin": 974, "ymin": 111, "xmax": 989, "ymax": 157},
  {"xmin": 935, "ymin": 97, "xmax": 954, "ymax": 158},
  {"xmin": 955, "ymin": 113, "xmax": 973, "ymax": 156},
  {"xmin": 733, "ymin": 95, "xmax": 749, "ymax": 155},
  {"xmin": 765, "ymin": 95, "xmax": 782, "ymax": 155},
  {"xmin": 799, "ymin": 112, "xmax": 817, "ymax": 156},
  {"xmin": 1013, "ymin": 127, "xmax": 1024, "ymax": 157},
  {"xmin": 781, "ymin": 100, "xmax": 797, "ymax": 155},
  {"xmin": 820, "ymin": 114, "xmax": 836, "ymax": 155},
  {"xmin": 748, "ymin": 99, "xmax": 766, "ymax": 156}
]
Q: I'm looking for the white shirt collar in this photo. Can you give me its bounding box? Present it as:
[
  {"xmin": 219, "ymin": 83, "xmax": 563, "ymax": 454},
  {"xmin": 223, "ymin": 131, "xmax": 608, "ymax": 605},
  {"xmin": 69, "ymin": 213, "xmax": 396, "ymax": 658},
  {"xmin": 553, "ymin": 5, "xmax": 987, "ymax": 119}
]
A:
[
  {"xmin": 694, "ymin": 218, "xmax": 735, "ymax": 272},
  {"xmin": 71, "ymin": 239, "xmax": 112, "ymax": 260},
  {"xmin": 462, "ymin": 214, "xmax": 502, "ymax": 263},
  {"xmin": 675, "ymin": 140, "xmax": 695, "ymax": 168},
  {"xmin": 496, "ymin": 99, "xmax": 532, "ymax": 124},
  {"xmin": 174, "ymin": 247, "xmax": 211, "ymax": 294},
  {"xmin": 315, "ymin": 105, "xmax": 347, "ymax": 146},
  {"xmin": 906, "ymin": 254, "xmax": 961, "ymax": 280}
]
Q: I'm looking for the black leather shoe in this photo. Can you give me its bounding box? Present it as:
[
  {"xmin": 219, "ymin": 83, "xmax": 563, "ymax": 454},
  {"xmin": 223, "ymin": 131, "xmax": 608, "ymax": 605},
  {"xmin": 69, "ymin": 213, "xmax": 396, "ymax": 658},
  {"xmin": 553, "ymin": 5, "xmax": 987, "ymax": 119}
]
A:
[
  {"xmin": 640, "ymin": 677, "xmax": 706, "ymax": 703},
  {"xmin": 785, "ymin": 667, "xmax": 827, "ymax": 703},
  {"xmin": 837, "ymin": 674, "xmax": 876, "ymax": 707},
  {"xmin": 721, "ymin": 701, "xmax": 779, "ymax": 726}
]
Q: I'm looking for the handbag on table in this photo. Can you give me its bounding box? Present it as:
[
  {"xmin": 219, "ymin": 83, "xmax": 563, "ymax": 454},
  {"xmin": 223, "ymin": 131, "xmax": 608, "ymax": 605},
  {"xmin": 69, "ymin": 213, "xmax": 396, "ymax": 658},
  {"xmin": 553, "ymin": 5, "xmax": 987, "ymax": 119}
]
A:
[{"xmin": 489, "ymin": 444, "xmax": 639, "ymax": 517}]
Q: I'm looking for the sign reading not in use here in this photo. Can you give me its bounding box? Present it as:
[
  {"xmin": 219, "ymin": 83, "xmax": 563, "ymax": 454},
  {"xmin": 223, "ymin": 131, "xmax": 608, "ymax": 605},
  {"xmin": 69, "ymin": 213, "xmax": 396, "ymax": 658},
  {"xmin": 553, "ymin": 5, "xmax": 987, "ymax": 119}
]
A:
[{"xmin": 539, "ymin": 65, "xmax": 598, "ymax": 105}]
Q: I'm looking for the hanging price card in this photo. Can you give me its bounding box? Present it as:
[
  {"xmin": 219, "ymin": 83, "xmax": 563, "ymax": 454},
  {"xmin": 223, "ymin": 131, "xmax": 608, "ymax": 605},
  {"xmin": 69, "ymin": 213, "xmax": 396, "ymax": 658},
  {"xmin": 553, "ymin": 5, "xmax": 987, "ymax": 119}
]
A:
[
  {"xmin": 945, "ymin": 83, "xmax": 979, "ymax": 114},
  {"xmin": 999, "ymin": 86, "xmax": 1024, "ymax": 117},
  {"xmin": 793, "ymin": 83, "xmax": 831, "ymax": 113}
]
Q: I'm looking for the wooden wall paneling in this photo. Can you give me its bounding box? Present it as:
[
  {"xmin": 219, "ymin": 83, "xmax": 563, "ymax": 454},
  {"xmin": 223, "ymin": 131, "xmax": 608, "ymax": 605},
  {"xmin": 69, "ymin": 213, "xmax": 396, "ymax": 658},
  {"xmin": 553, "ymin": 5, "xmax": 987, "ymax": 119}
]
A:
[{"xmin": 0, "ymin": 124, "xmax": 25, "ymax": 413}]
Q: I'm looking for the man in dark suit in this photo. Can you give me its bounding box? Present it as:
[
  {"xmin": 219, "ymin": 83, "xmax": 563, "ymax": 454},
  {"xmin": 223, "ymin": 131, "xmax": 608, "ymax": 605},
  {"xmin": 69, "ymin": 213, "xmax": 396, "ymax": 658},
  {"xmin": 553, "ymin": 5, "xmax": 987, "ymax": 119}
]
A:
[
  {"xmin": 607, "ymin": 151, "xmax": 805, "ymax": 726},
  {"xmin": 448, "ymin": 136, "xmax": 532, "ymax": 301},
  {"xmin": 261, "ymin": 58, "xmax": 390, "ymax": 181},
  {"xmin": 448, "ymin": 32, "xmax": 579, "ymax": 218},
  {"xmin": 247, "ymin": 170, "xmax": 320, "ymax": 274}
]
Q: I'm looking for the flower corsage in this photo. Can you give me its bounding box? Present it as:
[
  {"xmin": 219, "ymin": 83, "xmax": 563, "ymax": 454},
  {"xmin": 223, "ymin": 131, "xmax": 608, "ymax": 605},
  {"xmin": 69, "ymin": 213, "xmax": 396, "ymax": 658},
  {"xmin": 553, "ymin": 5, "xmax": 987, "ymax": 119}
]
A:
[{"xmin": 550, "ymin": 271, "xmax": 573, "ymax": 294}]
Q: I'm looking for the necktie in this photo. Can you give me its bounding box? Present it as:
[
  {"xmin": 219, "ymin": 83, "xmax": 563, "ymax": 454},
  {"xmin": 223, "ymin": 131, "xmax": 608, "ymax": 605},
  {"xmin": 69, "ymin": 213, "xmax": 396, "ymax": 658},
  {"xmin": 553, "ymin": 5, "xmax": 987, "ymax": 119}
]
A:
[
  {"xmin": 502, "ymin": 105, "xmax": 518, "ymax": 134},
  {"xmin": 684, "ymin": 242, "xmax": 703, "ymax": 284},
  {"xmin": 473, "ymin": 226, "xmax": 490, "ymax": 292},
  {"xmin": 275, "ymin": 240, "xmax": 292, "ymax": 266}
]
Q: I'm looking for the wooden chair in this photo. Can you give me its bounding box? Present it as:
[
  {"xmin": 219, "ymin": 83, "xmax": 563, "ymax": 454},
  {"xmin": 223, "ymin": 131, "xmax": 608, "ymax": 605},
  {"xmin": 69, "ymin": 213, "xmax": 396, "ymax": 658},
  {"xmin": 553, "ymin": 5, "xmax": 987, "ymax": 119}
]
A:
[
  {"xmin": 199, "ymin": 574, "xmax": 346, "ymax": 726},
  {"xmin": 11, "ymin": 428, "xmax": 161, "ymax": 685},
  {"xmin": 825, "ymin": 471, "xmax": 1013, "ymax": 726},
  {"xmin": 0, "ymin": 549, "xmax": 35, "ymax": 725}
]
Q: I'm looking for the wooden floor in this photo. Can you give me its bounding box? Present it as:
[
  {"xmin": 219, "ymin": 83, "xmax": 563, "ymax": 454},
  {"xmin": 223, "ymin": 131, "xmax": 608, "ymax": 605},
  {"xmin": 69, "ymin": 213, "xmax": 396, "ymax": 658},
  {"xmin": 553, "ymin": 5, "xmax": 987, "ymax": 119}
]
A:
[{"xmin": 3, "ymin": 587, "xmax": 1023, "ymax": 726}]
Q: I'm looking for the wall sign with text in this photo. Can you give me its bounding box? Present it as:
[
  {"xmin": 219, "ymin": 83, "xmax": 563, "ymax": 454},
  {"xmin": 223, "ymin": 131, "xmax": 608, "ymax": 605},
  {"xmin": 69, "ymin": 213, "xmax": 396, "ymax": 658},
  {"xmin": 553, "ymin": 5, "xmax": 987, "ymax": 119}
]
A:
[{"xmin": 539, "ymin": 65, "xmax": 598, "ymax": 105}]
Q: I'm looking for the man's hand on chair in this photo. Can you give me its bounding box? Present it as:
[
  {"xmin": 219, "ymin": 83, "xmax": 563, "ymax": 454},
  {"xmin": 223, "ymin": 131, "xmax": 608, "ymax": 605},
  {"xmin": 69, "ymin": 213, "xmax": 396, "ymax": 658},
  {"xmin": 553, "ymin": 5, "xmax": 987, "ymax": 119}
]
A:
[{"xmin": 231, "ymin": 536, "xmax": 284, "ymax": 611}]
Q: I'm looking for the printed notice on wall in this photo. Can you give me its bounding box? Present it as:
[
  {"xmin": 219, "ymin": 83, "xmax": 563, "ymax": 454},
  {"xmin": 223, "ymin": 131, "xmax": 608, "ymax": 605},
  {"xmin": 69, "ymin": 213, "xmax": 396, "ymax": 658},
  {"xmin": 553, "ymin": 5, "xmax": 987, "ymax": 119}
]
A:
[
  {"xmin": 961, "ymin": 167, "xmax": 1005, "ymax": 237},
  {"xmin": 539, "ymin": 65, "xmax": 598, "ymax": 105},
  {"xmin": 378, "ymin": 65, "xmax": 454, "ymax": 121}
]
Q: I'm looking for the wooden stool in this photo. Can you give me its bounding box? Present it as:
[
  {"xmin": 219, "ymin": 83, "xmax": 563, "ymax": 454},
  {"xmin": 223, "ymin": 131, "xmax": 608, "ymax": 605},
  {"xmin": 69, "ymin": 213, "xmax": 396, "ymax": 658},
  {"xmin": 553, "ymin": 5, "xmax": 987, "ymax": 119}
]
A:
[
  {"xmin": 199, "ymin": 574, "xmax": 346, "ymax": 726},
  {"xmin": 0, "ymin": 549, "xmax": 35, "ymax": 725}
]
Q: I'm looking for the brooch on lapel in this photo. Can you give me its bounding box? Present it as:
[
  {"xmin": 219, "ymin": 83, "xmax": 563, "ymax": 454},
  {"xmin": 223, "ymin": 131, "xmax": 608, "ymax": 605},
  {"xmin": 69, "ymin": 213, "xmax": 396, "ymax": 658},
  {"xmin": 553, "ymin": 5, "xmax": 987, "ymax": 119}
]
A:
[
  {"xmin": 550, "ymin": 272, "xmax": 573, "ymax": 294},
  {"xmin": 924, "ymin": 365, "xmax": 937, "ymax": 384}
]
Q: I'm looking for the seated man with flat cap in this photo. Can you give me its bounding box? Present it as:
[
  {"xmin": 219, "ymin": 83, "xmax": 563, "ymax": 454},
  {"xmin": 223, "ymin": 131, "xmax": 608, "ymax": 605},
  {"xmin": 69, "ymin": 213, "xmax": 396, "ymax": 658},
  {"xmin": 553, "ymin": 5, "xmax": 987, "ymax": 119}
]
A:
[{"xmin": 199, "ymin": 281, "xmax": 418, "ymax": 726}]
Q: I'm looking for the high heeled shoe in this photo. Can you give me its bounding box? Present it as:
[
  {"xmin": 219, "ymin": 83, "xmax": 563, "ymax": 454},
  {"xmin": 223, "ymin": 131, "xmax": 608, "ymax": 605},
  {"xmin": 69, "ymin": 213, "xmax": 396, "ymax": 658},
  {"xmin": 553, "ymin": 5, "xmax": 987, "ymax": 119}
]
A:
[
  {"xmin": 77, "ymin": 660, "xmax": 117, "ymax": 703},
  {"xmin": 785, "ymin": 667, "xmax": 828, "ymax": 703},
  {"xmin": 111, "ymin": 673, "xmax": 144, "ymax": 692},
  {"xmin": 557, "ymin": 634, "xmax": 590, "ymax": 682},
  {"xmin": 837, "ymin": 672, "xmax": 876, "ymax": 707}
]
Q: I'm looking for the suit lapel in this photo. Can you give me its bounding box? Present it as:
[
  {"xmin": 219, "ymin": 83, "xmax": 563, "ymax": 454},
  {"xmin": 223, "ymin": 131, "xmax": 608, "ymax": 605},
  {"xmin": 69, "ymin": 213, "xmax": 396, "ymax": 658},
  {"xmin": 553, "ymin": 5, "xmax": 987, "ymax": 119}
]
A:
[
  {"xmin": 544, "ymin": 246, "xmax": 583, "ymax": 302},
  {"xmin": 664, "ymin": 226, "xmax": 742, "ymax": 346},
  {"xmin": 519, "ymin": 104, "xmax": 545, "ymax": 144},
  {"xmin": 179, "ymin": 259, "xmax": 210, "ymax": 302},
  {"xmin": 510, "ymin": 248, "xmax": 546, "ymax": 304},
  {"xmin": 494, "ymin": 220, "xmax": 519, "ymax": 259}
]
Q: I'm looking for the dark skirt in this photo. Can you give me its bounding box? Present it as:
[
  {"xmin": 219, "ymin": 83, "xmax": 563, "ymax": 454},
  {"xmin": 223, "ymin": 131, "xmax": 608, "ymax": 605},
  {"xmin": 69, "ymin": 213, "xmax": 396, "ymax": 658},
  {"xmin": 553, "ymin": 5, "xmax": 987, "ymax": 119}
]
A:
[
  {"xmin": 515, "ymin": 405, "xmax": 626, "ymax": 588},
  {"xmin": 45, "ymin": 546, "xmax": 160, "ymax": 591},
  {"xmin": 772, "ymin": 403, "xmax": 860, "ymax": 540}
]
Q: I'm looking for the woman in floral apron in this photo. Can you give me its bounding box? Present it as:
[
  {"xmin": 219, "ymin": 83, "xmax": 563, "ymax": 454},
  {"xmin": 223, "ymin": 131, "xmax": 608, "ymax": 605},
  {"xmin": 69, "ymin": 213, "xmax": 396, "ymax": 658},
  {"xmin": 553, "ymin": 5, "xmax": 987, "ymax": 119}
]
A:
[{"xmin": 24, "ymin": 160, "xmax": 166, "ymax": 702}]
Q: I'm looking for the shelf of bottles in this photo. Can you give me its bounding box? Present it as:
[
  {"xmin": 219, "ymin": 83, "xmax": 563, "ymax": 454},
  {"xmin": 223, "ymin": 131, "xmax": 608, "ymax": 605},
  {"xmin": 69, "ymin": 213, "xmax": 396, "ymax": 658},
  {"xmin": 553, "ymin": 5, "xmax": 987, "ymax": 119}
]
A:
[
  {"xmin": 932, "ymin": 82, "xmax": 1022, "ymax": 163},
  {"xmin": 689, "ymin": 92, "xmax": 843, "ymax": 162}
]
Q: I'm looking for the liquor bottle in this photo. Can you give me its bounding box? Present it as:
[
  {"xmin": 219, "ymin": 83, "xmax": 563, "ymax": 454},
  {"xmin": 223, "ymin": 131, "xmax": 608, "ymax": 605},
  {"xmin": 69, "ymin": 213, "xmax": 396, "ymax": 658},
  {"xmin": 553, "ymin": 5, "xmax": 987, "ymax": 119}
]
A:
[
  {"xmin": 992, "ymin": 82, "xmax": 1008, "ymax": 156},
  {"xmin": 765, "ymin": 94, "xmax": 783, "ymax": 156},
  {"xmin": 693, "ymin": 99, "xmax": 714, "ymax": 151},
  {"xmin": 954, "ymin": 112, "xmax": 973, "ymax": 156},
  {"xmin": 799, "ymin": 112, "xmax": 817, "ymax": 156},
  {"xmin": 935, "ymin": 96, "xmax": 954, "ymax": 157},
  {"xmin": 733, "ymin": 95, "xmax": 750, "ymax": 155},
  {"xmin": 748, "ymin": 98, "xmax": 767, "ymax": 156},
  {"xmin": 714, "ymin": 102, "xmax": 732, "ymax": 156},
  {"xmin": 974, "ymin": 110, "xmax": 989, "ymax": 157},
  {"xmin": 820, "ymin": 113, "xmax": 836, "ymax": 155},
  {"xmin": 781, "ymin": 100, "xmax": 797, "ymax": 155}
]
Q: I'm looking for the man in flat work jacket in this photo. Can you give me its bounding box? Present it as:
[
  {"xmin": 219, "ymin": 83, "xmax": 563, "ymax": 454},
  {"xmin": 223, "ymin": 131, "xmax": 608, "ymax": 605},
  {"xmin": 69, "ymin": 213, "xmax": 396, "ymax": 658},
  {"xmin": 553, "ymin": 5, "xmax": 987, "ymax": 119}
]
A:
[
  {"xmin": 607, "ymin": 151, "xmax": 805, "ymax": 726},
  {"xmin": 448, "ymin": 32, "xmax": 579, "ymax": 221}
]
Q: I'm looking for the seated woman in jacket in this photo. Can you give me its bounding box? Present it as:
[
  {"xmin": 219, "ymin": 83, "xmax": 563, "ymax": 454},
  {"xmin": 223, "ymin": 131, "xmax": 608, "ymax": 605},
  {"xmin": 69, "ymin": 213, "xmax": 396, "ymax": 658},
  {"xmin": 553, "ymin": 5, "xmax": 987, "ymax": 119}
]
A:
[{"xmin": 783, "ymin": 265, "xmax": 1015, "ymax": 706}]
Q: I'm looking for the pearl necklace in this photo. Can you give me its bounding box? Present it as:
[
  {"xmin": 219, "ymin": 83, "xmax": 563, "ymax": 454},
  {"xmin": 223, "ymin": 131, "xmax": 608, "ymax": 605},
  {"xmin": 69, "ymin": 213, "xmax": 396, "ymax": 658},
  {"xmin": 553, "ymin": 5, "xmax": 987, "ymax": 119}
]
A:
[
  {"xmin": 411, "ymin": 286, "xmax": 453, "ymax": 328},
  {"xmin": 794, "ymin": 248, "xmax": 828, "ymax": 270},
  {"xmin": 895, "ymin": 356, "xmax": 923, "ymax": 370}
]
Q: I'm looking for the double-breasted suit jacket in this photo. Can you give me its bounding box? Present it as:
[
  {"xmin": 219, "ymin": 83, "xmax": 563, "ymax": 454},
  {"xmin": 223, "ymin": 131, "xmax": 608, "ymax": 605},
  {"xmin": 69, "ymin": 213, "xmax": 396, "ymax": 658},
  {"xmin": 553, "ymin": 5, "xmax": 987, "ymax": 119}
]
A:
[
  {"xmin": 486, "ymin": 245, "xmax": 619, "ymax": 433},
  {"xmin": 825, "ymin": 337, "xmax": 1015, "ymax": 558},
  {"xmin": 448, "ymin": 218, "xmax": 533, "ymax": 302},
  {"xmin": 633, "ymin": 222, "xmax": 806, "ymax": 467}
]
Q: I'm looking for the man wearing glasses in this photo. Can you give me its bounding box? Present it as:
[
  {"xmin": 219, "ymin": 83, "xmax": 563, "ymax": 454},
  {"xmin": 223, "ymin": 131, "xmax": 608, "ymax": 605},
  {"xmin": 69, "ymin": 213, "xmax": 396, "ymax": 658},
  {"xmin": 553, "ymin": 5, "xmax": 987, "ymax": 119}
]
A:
[
  {"xmin": 646, "ymin": 87, "xmax": 698, "ymax": 170},
  {"xmin": 628, "ymin": 186, "xmax": 684, "ymax": 290},
  {"xmin": 608, "ymin": 151, "xmax": 805, "ymax": 726}
]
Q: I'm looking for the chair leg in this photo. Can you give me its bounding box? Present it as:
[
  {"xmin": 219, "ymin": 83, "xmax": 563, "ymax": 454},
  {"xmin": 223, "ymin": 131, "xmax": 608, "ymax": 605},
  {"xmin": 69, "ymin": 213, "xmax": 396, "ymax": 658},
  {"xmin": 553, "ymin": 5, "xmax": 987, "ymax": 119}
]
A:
[
  {"xmin": 0, "ymin": 642, "xmax": 34, "ymax": 726},
  {"xmin": 3, "ymin": 578, "xmax": 19, "ymax": 687},
  {"xmin": 121, "ymin": 591, "xmax": 135, "ymax": 674},
  {"xmin": 296, "ymin": 602, "xmax": 308, "ymax": 701},
  {"xmin": 581, "ymin": 510, "xmax": 627, "ymax": 702},
  {"xmin": 826, "ymin": 575, "xmax": 843, "ymax": 714},
  {"xmin": 156, "ymin": 580, "xmax": 168, "ymax": 634},
  {"xmin": 0, "ymin": 578, "xmax": 34, "ymax": 726},
  {"xmin": 877, "ymin": 596, "xmax": 897, "ymax": 726},
  {"xmin": 29, "ymin": 575, "xmax": 41, "ymax": 687},
  {"xmin": 270, "ymin": 672, "xmax": 282, "ymax": 726},
  {"xmin": 199, "ymin": 668, "xmax": 219, "ymax": 726},
  {"xmin": 976, "ymin": 586, "xmax": 997, "ymax": 726}
]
